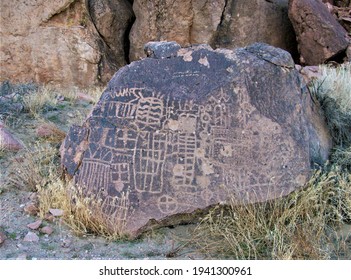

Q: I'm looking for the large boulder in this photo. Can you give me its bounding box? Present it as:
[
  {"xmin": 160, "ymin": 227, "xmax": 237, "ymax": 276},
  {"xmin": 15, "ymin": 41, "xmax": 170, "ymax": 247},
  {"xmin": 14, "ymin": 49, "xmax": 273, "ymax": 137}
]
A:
[
  {"xmin": 0, "ymin": 0, "xmax": 134, "ymax": 87},
  {"xmin": 129, "ymin": 0, "xmax": 298, "ymax": 61},
  {"xmin": 288, "ymin": 0, "xmax": 350, "ymax": 65},
  {"xmin": 61, "ymin": 42, "xmax": 331, "ymax": 237}
]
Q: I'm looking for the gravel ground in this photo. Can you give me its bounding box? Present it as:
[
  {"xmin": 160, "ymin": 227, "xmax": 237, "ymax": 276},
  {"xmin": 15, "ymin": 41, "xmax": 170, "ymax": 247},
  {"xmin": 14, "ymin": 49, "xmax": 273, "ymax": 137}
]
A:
[{"xmin": 0, "ymin": 189, "xmax": 203, "ymax": 260}]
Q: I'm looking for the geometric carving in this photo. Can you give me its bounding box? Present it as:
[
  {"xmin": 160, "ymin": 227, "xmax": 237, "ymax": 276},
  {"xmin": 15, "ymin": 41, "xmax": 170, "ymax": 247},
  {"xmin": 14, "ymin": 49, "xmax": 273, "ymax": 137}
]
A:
[
  {"xmin": 158, "ymin": 195, "xmax": 178, "ymax": 214},
  {"xmin": 61, "ymin": 42, "xmax": 331, "ymax": 237}
]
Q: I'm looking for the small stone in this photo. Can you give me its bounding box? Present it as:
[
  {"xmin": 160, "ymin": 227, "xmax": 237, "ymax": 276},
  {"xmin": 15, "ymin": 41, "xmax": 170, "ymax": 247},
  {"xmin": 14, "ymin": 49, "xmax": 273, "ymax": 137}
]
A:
[
  {"xmin": 49, "ymin": 208, "xmax": 64, "ymax": 217},
  {"xmin": 300, "ymin": 66, "xmax": 322, "ymax": 84},
  {"xmin": 67, "ymin": 113, "xmax": 74, "ymax": 118},
  {"xmin": 56, "ymin": 95, "xmax": 65, "ymax": 101},
  {"xmin": 40, "ymin": 226, "xmax": 53, "ymax": 235},
  {"xmin": 16, "ymin": 243, "xmax": 28, "ymax": 251},
  {"xmin": 0, "ymin": 126, "xmax": 24, "ymax": 151},
  {"xmin": 44, "ymin": 213, "xmax": 54, "ymax": 222},
  {"xmin": 16, "ymin": 253, "xmax": 27, "ymax": 260},
  {"xmin": 36, "ymin": 123, "xmax": 66, "ymax": 139},
  {"xmin": 23, "ymin": 232, "xmax": 39, "ymax": 242},
  {"xmin": 144, "ymin": 41, "xmax": 181, "ymax": 59},
  {"xmin": 27, "ymin": 220, "xmax": 42, "ymax": 230},
  {"xmin": 347, "ymin": 45, "xmax": 351, "ymax": 62},
  {"xmin": 77, "ymin": 92, "xmax": 95, "ymax": 103},
  {"xmin": 23, "ymin": 203, "xmax": 39, "ymax": 216},
  {"xmin": 0, "ymin": 231, "xmax": 6, "ymax": 245},
  {"xmin": 61, "ymin": 239, "xmax": 71, "ymax": 248}
]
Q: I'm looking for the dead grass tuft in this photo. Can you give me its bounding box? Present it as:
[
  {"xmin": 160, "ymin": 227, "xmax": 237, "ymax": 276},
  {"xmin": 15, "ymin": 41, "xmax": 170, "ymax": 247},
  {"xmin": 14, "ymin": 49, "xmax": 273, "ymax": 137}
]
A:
[
  {"xmin": 310, "ymin": 63, "xmax": 351, "ymax": 146},
  {"xmin": 0, "ymin": 134, "xmax": 5, "ymax": 158},
  {"xmin": 6, "ymin": 143, "xmax": 59, "ymax": 192},
  {"xmin": 331, "ymin": 146, "xmax": 351, "ymax": 172},
  {"xmin": 190, "ymin": 168, "xmax": 351, "ymax": 259},
  {"xmin": 22, "ymin": 86, "xmax": 58, "ymax": 118},
  {"xmin": 6, "ymin": 142, "xmax": 129, "ymax": 240},
  {"xmin": 36, "ymin": 181, "xmax": 130, "ymax": 240}
]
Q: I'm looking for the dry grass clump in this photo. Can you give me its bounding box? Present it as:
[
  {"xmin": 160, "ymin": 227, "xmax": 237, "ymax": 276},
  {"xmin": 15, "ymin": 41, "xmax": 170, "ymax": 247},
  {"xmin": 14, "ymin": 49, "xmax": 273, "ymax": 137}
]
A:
[
  {"xmin": 36, "ymin": 180, "xmax": 130, "ymax": 240},
  {"xmin": 332, "ymin": 146, "xmax": 351, "ymax": 172},
  {"xmin": 80, "ymin": 86, "xmax": 104, "ymax": 104},
  {"xmin": 7, "ymin": 143, "xmax": 59, "ymax": 192},
  {"xmin": 52, "ymin": 86, "xmax": 103, "ymax": 105},
  {"xmin": 6, "ymin": 142, "xmax": 129, "ymax": 239},
  {"xmin": 310, "ymin": 63, "xmax": 351, "ymax": 146},
  {"xmin": 190, "ymin": 168, "xmax": 351, "ymax": 259},
  {"xmin": 22, "ymin": 86, "xmax": 58, "ymax": 118},
  {"xmin": 0, "ymin": 135, "xmax": 5, "ymax": 158},
  {"xmin": 4, "ymin": 83, "xmax": 126, "ymax": 239},
  {"xmin": 21, "ymin": 85, "xmax": 103, "ymax": 118}
]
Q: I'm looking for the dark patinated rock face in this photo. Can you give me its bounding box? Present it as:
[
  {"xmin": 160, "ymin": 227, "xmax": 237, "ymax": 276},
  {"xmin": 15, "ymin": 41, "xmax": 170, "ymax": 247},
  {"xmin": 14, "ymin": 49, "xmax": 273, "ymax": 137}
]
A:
[
  {"xmin": 61, "ymin": 42, "xmax": 331, "ymax": 237},
  {"xmin": 288, "ymin": 0, "xmax": 349, "ymax": 65}
]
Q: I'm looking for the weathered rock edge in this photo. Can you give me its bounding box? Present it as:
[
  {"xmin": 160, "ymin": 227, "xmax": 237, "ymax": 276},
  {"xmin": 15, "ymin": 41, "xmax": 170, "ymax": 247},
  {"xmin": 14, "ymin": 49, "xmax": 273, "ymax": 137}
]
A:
[{"xmin": 61, "ymin": 42, "xmax": 331, "ymax": 238}]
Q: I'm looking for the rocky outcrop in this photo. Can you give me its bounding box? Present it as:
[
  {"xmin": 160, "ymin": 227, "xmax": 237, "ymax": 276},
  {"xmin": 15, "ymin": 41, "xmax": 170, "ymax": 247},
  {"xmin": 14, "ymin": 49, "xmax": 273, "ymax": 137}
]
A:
[
  {"xmin": 129, "ymin": 0, "xmax": 226, "ymax": 61},
  {"xmin": 327, "ymin": 4, "xmax": 351, "ymax": 34},
  {"xmin": 87, "ymin": 0, "xmax": 135, "ymax": 65},
  {"xmin": 129, "ymin": 0, "xmax": 298, "ymax": 61},
  {"xmin": 289, "ymin": 0, "xmax": 350, "ymax": 65},
  {"xmin": 61, "ymin": 42, "xmax": 331, "ymax": 237},
  {"xmin": 0, "ymin": 0, "xmax": 134, "ymax": 87},
  {"xmin": 2, "ymin": 0, "xmax": 348, "ymax": 87},
  {"xmin": 212, "ymin": 0, "xmax": 299, "ymax": 59}
]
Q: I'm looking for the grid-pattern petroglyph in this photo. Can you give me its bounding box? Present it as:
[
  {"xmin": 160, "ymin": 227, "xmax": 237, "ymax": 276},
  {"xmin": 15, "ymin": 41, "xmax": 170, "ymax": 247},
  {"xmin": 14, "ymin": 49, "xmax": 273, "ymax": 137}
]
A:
[
  {"xmin": 77, "ymin": 159, "xmax": 110, "ymax": 196},
  {"xmin": 77, "ymin": 86, "xmax": 309, "ymax": 216},
  {"xmin": 111, "ymin": 163, "xmax": 130, "ymax": 192},
  {"xmin": 135, "ymin": 96, "xmax": 164, "ymax": 129},
  {"xmin": 133, "ymin": 132, "xmax": 167, "ymax": 193}
]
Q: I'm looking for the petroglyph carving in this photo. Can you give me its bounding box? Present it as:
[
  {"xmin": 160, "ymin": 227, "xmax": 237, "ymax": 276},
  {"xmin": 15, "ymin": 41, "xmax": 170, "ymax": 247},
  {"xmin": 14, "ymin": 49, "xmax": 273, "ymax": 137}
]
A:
[
  {"xmin": 135, "ymin": 96, "xmax": 164, "ymax": 129},
  {"xmin": 173, "ymin": 70, "xmax": 201, "ymax": 78},
  {"xmin": 158, "ymin": 195, "xmax": 178, "ymax": 214},
  {"xmin": 133, "ymin": 132, "xmax": 167, "ymax": 193},
  {"xmin": 61, "ymin": 43, "xmax": 330, "ymax": 237},
  {"xmin": 111, "ymin": 163, "xmax": 130, "ymax": 192},
  {"xmin": 77, "ymin": 159, "xmax": 110, "ymax": 196},
  {"xmin": 76, "ymin": 85, "xmax": 309, "ymax": 213}
]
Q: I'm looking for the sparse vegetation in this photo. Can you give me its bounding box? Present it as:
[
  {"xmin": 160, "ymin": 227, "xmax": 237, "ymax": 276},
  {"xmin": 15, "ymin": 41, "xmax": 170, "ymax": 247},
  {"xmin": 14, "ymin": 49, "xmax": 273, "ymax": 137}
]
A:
[
  {"xmin": 22, "ymin": 86, "xmax": 58, "ymax": 118},
  {"xmin": 3, "ymin": 84, "xmax": 129, "ymax": 240},
  {"xmin": 36, "ymin": 179, "xmax": 130, "ymax": 240},
  {"xmin": 1, "ymin": 84, "xmax": 124, "ymax": 238},
  {"xmin": 190, "ymin": 168, "xmax": 350, "ymax": 259}
]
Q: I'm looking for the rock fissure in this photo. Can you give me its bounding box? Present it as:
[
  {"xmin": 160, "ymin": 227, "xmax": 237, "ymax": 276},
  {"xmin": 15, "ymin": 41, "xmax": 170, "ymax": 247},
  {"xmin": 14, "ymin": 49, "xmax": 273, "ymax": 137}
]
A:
[
  {"xmin": 123, "ymin": 12, "xmax": 136, "ymax": 64},
  {"xmin": 218, "ymin": 0, "xmax": 229, "ymax": 28}
]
